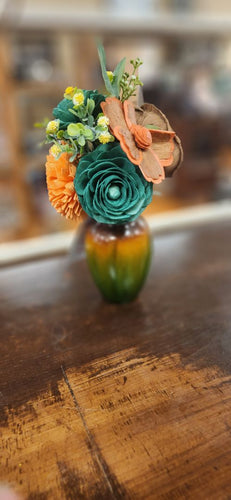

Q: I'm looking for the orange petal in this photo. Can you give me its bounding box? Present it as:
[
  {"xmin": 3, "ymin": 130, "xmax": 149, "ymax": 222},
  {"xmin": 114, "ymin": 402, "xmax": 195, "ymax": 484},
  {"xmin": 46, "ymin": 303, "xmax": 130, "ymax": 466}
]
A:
[
  {"xmin": 139, "ymin": 148, "xmax": 165, "ymax": 184},
  {"xmin": 100, "ymin": 97, "xmax": 127, "ymax": 135},
  {"xmin": 132, "ymin": 125, "xmax": 152, "ymax": 149},
  {"xmin": 123, "ymin": 100, "xmax": 137, "ymax": 130},
  {"xmin": 114, "ymin": 126, "xmax": 142, "ymax": 165},
  {"xmin": 101, "ymin": 97, "xmax": 142, "ymax": 164},
  {"xmin": 46, "ymin": 151, "xmax": 82, "ymax": 220},
  {"xmin": 149, "ymin": 129, "xmax": 175, "ymax": 167}
]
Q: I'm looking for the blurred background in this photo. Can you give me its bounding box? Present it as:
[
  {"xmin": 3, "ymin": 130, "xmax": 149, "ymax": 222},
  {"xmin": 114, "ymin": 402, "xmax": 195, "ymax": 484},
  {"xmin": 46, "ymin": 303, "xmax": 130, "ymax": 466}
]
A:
[{"xmin": 1, "ymin": 0, "xmax": 231, "ymax": 243}]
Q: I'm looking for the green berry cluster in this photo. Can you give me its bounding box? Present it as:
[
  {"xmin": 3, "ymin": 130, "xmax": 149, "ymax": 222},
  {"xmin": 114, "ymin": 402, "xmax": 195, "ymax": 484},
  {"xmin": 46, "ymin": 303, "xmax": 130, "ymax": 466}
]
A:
[{"xmin": 120, "ymin": 58, "xmax": 143, "ymax": 102}]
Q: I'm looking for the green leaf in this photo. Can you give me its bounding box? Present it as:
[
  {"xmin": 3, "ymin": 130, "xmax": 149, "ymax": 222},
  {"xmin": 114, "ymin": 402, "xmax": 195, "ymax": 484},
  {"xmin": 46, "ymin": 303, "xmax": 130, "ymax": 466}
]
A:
[
  {"xmin": 95, "ymin": 125, "xmax": 106, "ymax": 133},
  {"xmin": 67, "ymin": 123, "xmax": 79, "ymax": 137},
  {"xmin": 78, "ymin": 135, "xmax": 86, "ymax": 147},
  {"xmin": 62, "ymin": 131, "xmax": 69, "ymax": 139},
  {"xmin": 68, "ymin": 108, "xmax": 79, "ymax": 117},
  {"xmin": 67, "ymin": 123, "xmax": 84, "ymax": 137},
  {"xmin": 74, "ymin": 106, "xmax": 87, "ymax": 119},
  {"xmin": 82, "ymin": 127, "xmax": 94, "ymax": 140},
  {"xmin": 57, "ymin": 130, "xmax": 64, "ymax": 139},
  {"xmin": 70, "ymin": 152, "xmax": 78, "ymax": 162},
  {"xmin": 87, "ymin": 98, "xmax": 95, "ymax": 115},
  {"xmin": 112, "ymin": 57, "xmax": 126, "ymax": 96},
  {"xmin": 69, "ymin": 137, "xmax": 78, "ymax": 151},
  {"xmin": 97, "ymin": 43, "xmax": 115, "ymax": 96},
  {"xmin": 87, "ymin": 115, "xmax": 94, "ymax": 127}
]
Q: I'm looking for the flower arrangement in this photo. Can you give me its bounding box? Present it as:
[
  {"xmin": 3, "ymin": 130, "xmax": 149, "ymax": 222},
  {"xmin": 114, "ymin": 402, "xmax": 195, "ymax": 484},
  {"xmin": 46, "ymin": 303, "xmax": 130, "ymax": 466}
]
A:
[{"xmin": 41, "ymin": 45, "xmax": 183, "ymax": 224}]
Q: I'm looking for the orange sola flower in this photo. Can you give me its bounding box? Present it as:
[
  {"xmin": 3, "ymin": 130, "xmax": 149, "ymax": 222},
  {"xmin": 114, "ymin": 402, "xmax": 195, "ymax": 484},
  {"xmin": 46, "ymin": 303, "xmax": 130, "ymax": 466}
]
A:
[
  {"xmin": 101, "ymin": 97, "xmax": 183, "ymax": 184},
  {"xmin": 45, "ymin": 150, "xmax": 82, "ymax": 220}
]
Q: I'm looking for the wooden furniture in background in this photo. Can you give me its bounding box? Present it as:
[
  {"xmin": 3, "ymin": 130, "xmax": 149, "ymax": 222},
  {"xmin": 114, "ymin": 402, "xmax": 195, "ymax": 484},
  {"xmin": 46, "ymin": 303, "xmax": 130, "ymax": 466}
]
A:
[
  {"xmin": 1, "ymin": 220, "xmax": 231, "ymax": 498},
  {"xmin": 0, "ymin": 34, "xmax": 34, "ymax": 230},
  {"xmin": 0, "ymin": 28, "xmax": 97, "ymax": 241}
]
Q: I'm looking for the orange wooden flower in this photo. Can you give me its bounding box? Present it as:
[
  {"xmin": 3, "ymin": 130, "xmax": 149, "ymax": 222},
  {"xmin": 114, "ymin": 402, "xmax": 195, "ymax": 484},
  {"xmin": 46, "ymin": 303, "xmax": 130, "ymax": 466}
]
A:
[
  {"xmin": 101, "ymin": 97, "xmax": 183, "ymax": 184},
  {"xmin": 45, "ymin": 151, "xmax": 82, "ymax": 220}
]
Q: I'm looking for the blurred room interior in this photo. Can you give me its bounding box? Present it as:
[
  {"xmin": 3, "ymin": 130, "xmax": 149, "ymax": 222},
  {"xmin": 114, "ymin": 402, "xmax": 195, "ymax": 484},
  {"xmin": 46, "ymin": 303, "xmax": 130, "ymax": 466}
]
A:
[{"xmin": 0, "ymin": 0, "xmax": 231, "ymax": 244}]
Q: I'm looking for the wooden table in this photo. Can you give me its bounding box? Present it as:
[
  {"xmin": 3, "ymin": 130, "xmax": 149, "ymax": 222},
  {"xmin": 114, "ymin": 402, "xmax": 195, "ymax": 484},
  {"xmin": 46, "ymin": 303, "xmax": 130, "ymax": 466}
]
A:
[{"xmin": 1, "ymin": 221, "xmax": 231, "ymax": 499}]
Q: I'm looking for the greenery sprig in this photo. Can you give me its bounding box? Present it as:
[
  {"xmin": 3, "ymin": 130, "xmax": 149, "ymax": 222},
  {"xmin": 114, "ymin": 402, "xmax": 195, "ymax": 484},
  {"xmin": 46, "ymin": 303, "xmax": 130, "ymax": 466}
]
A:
[
  {"xmin": 120, "ymin": 58, "xmax": 143, "ymax": 102},
  {"xmin": 36, "ymin": 45, "xmax": 144, "ymax": 163},
  {"xmin": 97, "ymin": 44, "xmax": 126, "ymax": 99},
  {"xmin": 97, "ymin": 43, "xmax": 143, "ymax": 102}
]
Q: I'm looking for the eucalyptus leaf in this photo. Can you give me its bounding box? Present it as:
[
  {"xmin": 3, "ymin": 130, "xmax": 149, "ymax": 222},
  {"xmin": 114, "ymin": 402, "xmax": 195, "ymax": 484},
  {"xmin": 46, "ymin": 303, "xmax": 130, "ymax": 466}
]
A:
[
  {"xmin": 87, "ymin": 115, "xmax": 94, "ymax": 127},
  {"xmin": 67, "ymin": 123, "xmax": 81, "ymax": 137},
  {"xmin": 83, "ymin": 127, "xmax": 94, "ymax": 140},
  {"xmin": 68, "ymin": 108, "xmax": 79, "ymax": 117},
  {"xmin": 78, "ymin": 135, "xmax": 86, "ymax": 147},
  {"xmin": 87, "ymin": 98, "xmax": 95, "ymax": 114}
]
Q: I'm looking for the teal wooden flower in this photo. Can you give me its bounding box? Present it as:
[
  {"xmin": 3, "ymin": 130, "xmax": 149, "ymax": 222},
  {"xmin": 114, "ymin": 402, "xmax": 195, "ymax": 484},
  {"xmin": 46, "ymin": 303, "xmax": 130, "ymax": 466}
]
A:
[
  {"xmin": 74, "ymin": 143, "xmax": 153, "ymax": 224},
  {"xmin": 53, "ymin": 90, "xmax": 105, "ymax": 129}
]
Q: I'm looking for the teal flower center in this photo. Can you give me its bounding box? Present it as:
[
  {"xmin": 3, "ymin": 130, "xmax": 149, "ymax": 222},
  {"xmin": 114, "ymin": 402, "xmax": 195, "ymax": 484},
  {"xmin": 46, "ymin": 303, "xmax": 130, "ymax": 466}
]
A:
[{"xmin": 108, "ymin": 184, "xmax": 121, "ymax": 200}]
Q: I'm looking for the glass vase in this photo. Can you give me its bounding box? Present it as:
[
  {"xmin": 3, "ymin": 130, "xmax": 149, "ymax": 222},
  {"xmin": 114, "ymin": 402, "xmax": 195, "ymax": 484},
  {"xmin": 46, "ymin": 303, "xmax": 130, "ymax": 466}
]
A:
[{"xmin": 84, "ymin": 216, "xmax": 151, "ymax": 303}]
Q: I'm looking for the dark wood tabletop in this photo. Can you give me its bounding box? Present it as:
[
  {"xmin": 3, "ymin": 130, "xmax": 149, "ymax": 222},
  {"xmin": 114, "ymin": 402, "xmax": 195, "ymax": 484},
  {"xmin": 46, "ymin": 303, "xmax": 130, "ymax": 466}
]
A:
[{"xmin": 1, "ymin": 221, "xmax": 231, "ymax": 500}]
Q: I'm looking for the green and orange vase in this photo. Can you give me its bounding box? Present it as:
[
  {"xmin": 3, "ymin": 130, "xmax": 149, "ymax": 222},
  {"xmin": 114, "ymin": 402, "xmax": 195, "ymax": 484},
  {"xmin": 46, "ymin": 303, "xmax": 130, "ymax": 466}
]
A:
[{"xmin": 84, "ymin": 217, "xmax": 151, "ymax": 303}]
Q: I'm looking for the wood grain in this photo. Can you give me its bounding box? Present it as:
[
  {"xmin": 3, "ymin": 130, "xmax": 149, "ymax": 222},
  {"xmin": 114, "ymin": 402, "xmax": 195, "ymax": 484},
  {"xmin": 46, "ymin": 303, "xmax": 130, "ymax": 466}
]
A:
[{"xmin": 1, "ymin": 221, "xmax": 231, "ymax": 499}]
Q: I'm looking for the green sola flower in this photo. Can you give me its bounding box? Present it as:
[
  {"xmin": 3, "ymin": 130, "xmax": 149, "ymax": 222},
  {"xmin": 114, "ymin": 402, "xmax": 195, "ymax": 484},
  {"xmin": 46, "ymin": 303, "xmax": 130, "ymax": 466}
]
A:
[
  {"xmin": 53, "ymin": 90, "xmax": 105, "ymax": 129},
  {"xmin": 74, "ymin": 143, "xmax": 153, "ymax": 224}
]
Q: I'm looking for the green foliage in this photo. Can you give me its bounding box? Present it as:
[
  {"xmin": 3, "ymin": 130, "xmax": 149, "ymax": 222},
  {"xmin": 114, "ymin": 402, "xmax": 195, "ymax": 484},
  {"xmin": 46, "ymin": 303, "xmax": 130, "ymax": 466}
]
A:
[
  {"xmin": 113, "ymin": 57, "xmax": 126, "ymax": 95},
  {"xmin": 97, "ymin": 43, "xmax": 143, "ymax": 102},
  {"xmin": 57, "ymin": 130, "xmax": 65, "ymax": 139},
  {"xmin": 86, "ymin": 98, "xmax": 95, "ymax": 115},
  {"xmin": 38, "ymin": 85, "xmax": 111, "ymax": 161},
  {"xmin": 38, "ymin": 46, "xmax": 144, "ymax": 165},
  {"xmin": 120, "ymin": 58, "xmax": 143, "ymax": 102},
  {"xmin": 97, "ymin": 43, "xmax": 115, "ymax": 96},
  {"xmin": 97, "ymin": 43, "xmax": 126, "ymax": 98},
  {"xmin": 83, "ymin": 127, "xmax": 94, "ymax": 140},
  {"xmin": 52, "ymin": 90, "xmax": 105, "ymax": 129},
  {"xmin": 67, "ymin": 123, "xmax": 84, "ymax": 137}
]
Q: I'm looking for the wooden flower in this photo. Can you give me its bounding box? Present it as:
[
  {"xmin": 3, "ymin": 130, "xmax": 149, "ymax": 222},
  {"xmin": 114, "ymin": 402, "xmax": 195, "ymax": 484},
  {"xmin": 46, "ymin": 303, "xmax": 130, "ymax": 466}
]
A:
[
  {"xmin": 101, "ymin": 97, "xmax": 183, "ymax": 184},
  {"xmin": 75, "ymin": 143, "xmax": 153, "ymax": 224},
  {"xmin": 45, "ymin": 151, "xmax": 82, "ymax": 220}
]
